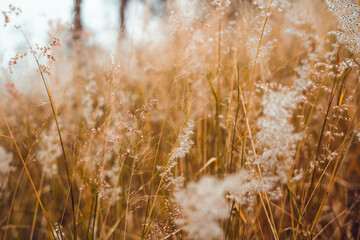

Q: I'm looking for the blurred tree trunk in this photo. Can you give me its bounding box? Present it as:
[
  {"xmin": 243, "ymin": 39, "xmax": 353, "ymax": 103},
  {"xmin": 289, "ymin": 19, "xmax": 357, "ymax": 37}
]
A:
[
  {"xmin": 72, "ymin": 0, "xmax": 86, "ymax": 77},
  {"xmin": 120, "ymin": 0, "xmax": 128, "ymax": 34},
  {"xmin": 73, "ymin": 0, "xmax": 83, "ymax": 40}
]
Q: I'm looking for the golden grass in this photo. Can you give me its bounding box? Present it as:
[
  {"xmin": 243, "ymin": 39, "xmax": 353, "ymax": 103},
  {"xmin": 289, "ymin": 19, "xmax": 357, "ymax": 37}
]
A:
[{"xmin": 0, "ymin": 0, "xmax": 360, "ymax": 239}]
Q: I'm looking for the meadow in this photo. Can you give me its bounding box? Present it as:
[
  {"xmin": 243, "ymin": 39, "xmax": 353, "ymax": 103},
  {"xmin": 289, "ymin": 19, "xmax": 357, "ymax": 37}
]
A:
[{"xmin": 0, "ymin": 0, "xmax": 360, "ymax": 239}]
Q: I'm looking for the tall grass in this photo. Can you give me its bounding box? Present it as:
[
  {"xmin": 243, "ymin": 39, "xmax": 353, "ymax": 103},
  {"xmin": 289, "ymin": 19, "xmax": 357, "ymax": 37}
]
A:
[{"xmin": 0, "ymin": 0, "xmax": 360, "ymax": 239}]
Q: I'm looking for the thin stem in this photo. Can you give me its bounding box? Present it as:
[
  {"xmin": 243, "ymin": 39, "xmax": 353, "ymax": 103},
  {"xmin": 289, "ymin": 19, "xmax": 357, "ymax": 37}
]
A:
[
  {"xmin": 92, "ymin": 194, "xmax": 98, "ymax": 240},
  {"xmin": 20, "ymin": 29, "xmax": 77, "ymax": 240},
  {"xmin": 0, "ymin": 106, "xmax": 56, "ymax": 240}
]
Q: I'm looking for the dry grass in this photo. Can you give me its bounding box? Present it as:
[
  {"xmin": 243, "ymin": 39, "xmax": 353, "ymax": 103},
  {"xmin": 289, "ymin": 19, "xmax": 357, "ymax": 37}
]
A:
[{"xmin": 0, "ymin": 0, "xmax": 360, "ymax": 239}]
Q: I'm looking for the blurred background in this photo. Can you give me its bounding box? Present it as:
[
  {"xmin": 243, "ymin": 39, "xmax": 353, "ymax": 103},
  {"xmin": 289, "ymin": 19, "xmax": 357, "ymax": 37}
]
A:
[{"xmin": 0, "ymin": 0, "xmax": 169, "ymax": 67}]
